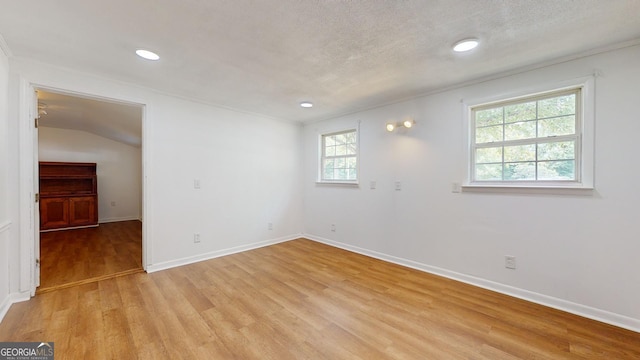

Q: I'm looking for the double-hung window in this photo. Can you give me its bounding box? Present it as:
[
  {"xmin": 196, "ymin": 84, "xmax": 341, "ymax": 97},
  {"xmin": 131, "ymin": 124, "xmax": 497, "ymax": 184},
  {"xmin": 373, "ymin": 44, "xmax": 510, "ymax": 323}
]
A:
[
  {"xmin": 319, "ymin": 129, "xmax": 358, "ymax": 183},
  {"xmin": 470, "ymin": 87, "xmax": 589, "ymax": 187}
]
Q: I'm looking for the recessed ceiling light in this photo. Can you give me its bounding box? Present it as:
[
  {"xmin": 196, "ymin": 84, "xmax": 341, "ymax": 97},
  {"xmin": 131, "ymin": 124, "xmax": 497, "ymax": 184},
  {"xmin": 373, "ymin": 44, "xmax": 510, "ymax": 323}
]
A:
[
  {"xmin": 453, "ymin": 39, "xmax": 479, "ymax": 52},
  {"xmin": 300, "ymin": 101, "xmax": 313, "ymax": 108},
  {"xmin": 136, "ymin": 49, "xmax": 160, "ymax": 61}
]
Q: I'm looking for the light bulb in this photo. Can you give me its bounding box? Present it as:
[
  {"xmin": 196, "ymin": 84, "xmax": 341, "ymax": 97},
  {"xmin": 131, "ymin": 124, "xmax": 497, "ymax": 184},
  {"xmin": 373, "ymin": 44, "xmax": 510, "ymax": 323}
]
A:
[
  {"xmin": 386, "ymin": 123, "xmax": 395, "ymax": 132},
  {"xmin": 403, "ymin": 120, "xmax": 413, "ymax": 128}
]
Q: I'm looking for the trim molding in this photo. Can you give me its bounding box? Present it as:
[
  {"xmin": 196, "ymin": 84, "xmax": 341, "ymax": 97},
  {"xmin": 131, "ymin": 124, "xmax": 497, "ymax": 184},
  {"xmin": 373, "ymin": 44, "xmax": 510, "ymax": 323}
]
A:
[
  {"xmin": 99, "ymin": 216, "xmax": 141, "ymax": 224},
  {"xmin": 0, "ymin": 291, "xmax": 30, "ymax": 324},
  {"xmin": 305, "ymin": 234, "xmax": 640, "ymax": 334},
  {"xmin": 146, "ymin": 233, "xmax": 303, "ymax": 273}
]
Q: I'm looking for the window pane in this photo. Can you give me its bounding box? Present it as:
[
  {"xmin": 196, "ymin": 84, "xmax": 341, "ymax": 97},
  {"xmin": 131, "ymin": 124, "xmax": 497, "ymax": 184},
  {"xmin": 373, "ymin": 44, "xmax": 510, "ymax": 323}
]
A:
[
  {"xmin": 504, "ymin": 144, "xmax": 535, "ymax": 162},
  {"xmin": 321, "ymin": 130, "xmax": 358, "ymax": 182},
  {"xmin": 538, "ymin": 115, "xmax": 575, "ymax": 137},
  {"xmin": 475, "ymin": 164, "xmax": 502, "ymax": 180},
  {"xmin": 346, "ymin": 143, "xmax": 357, "ymax": 155},
  {"xmin": 476, "ymin": 108, "xmax": 503, "ymax": 127},
  {"xmin": 323, "ymin": 167, "xmax": 333, "ymax": 179},
  {"xmin": 476, "ymin": 125, "xmax": 503, "ymax": 143},
  {"xmin": 325, "ymin": 135, "xmax": 335, "ymax": 146},
  {"xmin": 323, "ymin": 159, "xmax": 334, "ymax": 170},
  {"xmin": 476, "ymin": 147, "xmax": 502, "ymax": 164},
  {"xmin": 538, "ymin": 141, "xmax": 574, "ymax": 161},
  {"xmin": 504, "ymin": 121, "xmax": 536, "ymax": 141},
  {"xmin": 538, "ymin": 160, "xmax": 575, "ymax": 180},
  {"xmin": 538, "ymin": 94, "xmax": 575, "ymax": 118},
  {"xmin": 345, "ymin": 132, "xmax": 356, "ymax": 143},
  {"xmin": 504, "ymin": 162, "xmax": 535, "ymax": 180},
  {"xmin": 505, "ymin": 101, "xmax": 536, "ymax": 123},
  {"xmin": 325, "ymin": 146, "xmax": 335, "ymax": 156}
]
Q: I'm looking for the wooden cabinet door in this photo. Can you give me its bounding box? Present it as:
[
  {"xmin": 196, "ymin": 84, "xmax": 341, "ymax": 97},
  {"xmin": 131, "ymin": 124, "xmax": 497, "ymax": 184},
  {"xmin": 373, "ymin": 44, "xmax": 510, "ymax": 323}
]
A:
[
  {"xmin": 40, "ymin": 198, "xmax": 69, "ymax": 230},
  {"xmin": 69, "ymin": 196, "xmax": 96, "ymax": 226}
]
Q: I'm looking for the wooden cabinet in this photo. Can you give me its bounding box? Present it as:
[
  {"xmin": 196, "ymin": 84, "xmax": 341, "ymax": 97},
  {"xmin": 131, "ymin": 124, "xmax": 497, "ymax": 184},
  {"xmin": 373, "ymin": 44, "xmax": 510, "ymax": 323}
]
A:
[{"xmin": 39, "ymin": 162, "xmax": 98, "ymax": 231}]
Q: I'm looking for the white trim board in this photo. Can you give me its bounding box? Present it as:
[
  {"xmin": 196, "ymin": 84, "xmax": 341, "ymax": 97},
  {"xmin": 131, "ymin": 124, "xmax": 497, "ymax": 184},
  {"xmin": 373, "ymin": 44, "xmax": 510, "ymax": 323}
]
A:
[
  {"xmin": 0, "ymin": 292, "xmax": 31, "ymax": 324},
  {"xmin": 146, "ymin": 233, "xmax": 303, "ymax": 273},
  {"xmin": 99, "ymin": 216, "xmax": 142, "ymax": 224},
  {"xmin": 304, "ymin": 234, "xmax": 640, "ymax": 334}
]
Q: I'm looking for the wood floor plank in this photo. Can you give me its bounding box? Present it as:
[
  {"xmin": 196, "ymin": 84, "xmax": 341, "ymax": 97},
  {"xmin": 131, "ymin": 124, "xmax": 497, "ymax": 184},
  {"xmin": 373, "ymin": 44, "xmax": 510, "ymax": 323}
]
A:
[
  {"xmin": 2, "ymin": 238, "xmax": 639, "ymax": 359},
  {"xmin": 39, "ymin": 220, "xmax": 142, "ymax": 291}
]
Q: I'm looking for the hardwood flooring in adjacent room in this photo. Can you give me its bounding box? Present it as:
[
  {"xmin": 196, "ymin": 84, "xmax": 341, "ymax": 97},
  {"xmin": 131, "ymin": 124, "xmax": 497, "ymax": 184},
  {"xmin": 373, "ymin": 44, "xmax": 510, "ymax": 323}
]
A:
[
  {"xmin": 38, "ymin": 220, "xmax": 142, "ymax": 292},
  {"xmin": 1, "ymin": 239, "xmax": 638, "ymax": 359}
]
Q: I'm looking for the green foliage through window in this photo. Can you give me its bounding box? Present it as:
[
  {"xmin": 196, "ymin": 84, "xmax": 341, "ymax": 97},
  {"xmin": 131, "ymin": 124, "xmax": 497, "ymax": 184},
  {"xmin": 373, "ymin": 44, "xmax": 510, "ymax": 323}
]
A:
[
  {"xmin": 472, "ymin": 89, "xmax": 579, "ymax": 182},
  {"xmin": 321, "ymin": 130, "xmax": 357, "ymax": 182}
]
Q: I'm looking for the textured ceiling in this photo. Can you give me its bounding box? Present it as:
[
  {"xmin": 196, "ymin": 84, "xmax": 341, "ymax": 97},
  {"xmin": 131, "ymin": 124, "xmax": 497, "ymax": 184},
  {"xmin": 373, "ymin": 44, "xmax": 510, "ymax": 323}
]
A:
[{"xmin": 2, "ymin": 0, "xmax": 640, "ymax": 124}]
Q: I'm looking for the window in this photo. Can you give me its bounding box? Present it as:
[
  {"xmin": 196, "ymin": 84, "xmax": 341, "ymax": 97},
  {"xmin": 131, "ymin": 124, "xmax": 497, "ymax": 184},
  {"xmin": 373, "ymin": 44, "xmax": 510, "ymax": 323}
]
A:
[
  {"xmin": 470, "ymin": 87, "xmax": 587, "ymax": 186},
  {"xmin": 320, "ymin": 129, "xmax": 358, "ymax": 183}
]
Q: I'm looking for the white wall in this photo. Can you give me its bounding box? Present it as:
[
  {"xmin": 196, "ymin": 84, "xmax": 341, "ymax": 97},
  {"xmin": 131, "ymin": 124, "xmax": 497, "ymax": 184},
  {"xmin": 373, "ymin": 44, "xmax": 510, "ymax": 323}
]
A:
[
  {"xmin": 0, "ymin": 40, "xmax": 11, "ymax": 321},
  {"xmin": 303, "ymin": 44, "xmax": 640, "ymax": 331},
  {"xmin": 38, "ymin": 127, "xmax": 142, "ymax": 223}
]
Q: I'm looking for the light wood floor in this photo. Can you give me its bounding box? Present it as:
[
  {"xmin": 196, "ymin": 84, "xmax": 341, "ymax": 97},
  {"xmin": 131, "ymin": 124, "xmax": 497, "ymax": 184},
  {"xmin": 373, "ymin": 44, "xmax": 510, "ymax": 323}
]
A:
[
  {"xmin": 2, "ymin": 239, "xmax": 638, "ymax": 359},
  {"xmin": 38, "ymin": 220, "xmax": 142, "ymax": 292}
]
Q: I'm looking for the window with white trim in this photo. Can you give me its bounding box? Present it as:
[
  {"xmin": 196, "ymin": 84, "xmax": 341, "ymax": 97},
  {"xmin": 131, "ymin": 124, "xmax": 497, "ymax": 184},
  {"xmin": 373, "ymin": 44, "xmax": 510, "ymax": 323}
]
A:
[
  {"xmin": 470, "ymin": 88, "xmax": 583, "ymax": 185},
  {"xmin": 320, "ymin": 129, "xmax": 358, "ymax": 183}
]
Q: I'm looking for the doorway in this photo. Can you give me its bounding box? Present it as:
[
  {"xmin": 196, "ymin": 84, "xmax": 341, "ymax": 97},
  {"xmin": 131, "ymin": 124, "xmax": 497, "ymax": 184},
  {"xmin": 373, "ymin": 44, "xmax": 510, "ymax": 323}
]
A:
[{"xmin": 36, "ymin": 89, "xmax": 144, "ymax": 292}]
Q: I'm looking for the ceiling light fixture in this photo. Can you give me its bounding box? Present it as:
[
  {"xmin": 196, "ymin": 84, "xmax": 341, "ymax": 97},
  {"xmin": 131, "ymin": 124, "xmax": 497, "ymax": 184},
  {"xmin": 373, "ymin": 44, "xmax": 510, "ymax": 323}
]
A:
[
  {"xmin": 136, "ymin": 49, "xmax": 160, "ymax": 61},
  {"xmin": 300, "ymin": 101, "xmax": 313, "ymax": 108},
  {"xmin": 386, "ymin": 118, "xmax": 416, "ymax": 132},
  {"xmin": 453, "ymin": 38, "xmax": 479, "ymax": 52}
]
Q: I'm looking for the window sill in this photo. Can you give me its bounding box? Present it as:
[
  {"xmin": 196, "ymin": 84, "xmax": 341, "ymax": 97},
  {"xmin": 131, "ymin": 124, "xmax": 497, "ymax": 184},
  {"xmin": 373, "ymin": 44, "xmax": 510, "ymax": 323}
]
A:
[
  {"xmin": 461, "ymin": 184, "xmax": 594, "ymax": 196},
  {"xmin": 316, "ymin": 181, "xmax": 359, "ymax": 187}
]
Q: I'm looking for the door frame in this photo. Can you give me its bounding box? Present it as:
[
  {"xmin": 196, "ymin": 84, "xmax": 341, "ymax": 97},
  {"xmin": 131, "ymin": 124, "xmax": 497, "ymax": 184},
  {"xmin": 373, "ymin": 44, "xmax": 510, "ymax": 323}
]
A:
[{"xmin": 18, "ymin": 78, "xmax": 149, "ymax": 296}]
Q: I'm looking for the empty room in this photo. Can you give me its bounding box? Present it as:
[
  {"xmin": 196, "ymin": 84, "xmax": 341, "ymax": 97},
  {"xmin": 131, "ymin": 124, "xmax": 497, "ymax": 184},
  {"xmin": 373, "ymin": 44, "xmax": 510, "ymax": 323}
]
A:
[{"xmin": 1, "ymin": 1, "xmax": 639, "ymax": 359}]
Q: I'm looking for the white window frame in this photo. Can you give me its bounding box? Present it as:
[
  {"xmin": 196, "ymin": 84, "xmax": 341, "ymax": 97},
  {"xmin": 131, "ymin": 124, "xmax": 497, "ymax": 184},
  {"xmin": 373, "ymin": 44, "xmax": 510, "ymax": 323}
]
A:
[
  {"xmin": 317, "ymin": 128, "xmax": 359, "ymax": 185},
  {"xmin": 462, "ymin": 76, "xmax": 595, "ymax": 194}
]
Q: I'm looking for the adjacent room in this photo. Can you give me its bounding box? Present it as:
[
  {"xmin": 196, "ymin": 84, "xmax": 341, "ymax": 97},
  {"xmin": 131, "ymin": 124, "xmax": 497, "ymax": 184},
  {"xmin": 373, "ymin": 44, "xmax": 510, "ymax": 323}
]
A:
[
  {"xmin": 36, "ymin": 90, "xmax": 143, "ymax": 292},
  {"xmin": 0, "ymin": 1, "xmax": 639, "ymax": 359}
]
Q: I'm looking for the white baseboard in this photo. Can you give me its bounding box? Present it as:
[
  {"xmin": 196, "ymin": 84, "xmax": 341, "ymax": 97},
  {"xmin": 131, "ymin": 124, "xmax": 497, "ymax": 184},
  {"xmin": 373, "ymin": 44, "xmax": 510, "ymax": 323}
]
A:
[
  {"xmin": 305, "ymin": 234, "xmax": 640, "ymax": 334},
  {"xmin": 146, "ymin": 233, "xmax": 303, "ymax": 273},
  {"xmin": 0, "ymin": 291, "xmax": 31, "ymax": 324},
  {"xmin": 99, "ymin": 216, "xmax": 141, "ymax": 224}
]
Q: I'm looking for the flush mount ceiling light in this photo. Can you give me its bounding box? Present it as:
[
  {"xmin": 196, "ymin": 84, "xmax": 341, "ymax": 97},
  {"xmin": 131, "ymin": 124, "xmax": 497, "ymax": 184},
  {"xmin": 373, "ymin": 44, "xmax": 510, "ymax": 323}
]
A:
[
  {"xmin": 453, "ymin": 38, "xmax": 479, "ymax": 52},
  {"xmin": 386, "ymin": 118, "xmax": 416, "ymax": 132},
  {"xmin": 135, "ymin": 49, "xmax": 160, "ymax": 61},
  {"xmin": 300, "ymin": 101, "xmax": 313, "ymax": 108}
]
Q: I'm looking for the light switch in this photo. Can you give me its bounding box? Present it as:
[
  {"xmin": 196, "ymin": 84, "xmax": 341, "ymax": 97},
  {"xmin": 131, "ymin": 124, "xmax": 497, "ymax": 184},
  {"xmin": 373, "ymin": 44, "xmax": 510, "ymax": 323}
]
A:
[{"xmin": 194, "ymin": 179, "xmax": 201, "ymax": 189}]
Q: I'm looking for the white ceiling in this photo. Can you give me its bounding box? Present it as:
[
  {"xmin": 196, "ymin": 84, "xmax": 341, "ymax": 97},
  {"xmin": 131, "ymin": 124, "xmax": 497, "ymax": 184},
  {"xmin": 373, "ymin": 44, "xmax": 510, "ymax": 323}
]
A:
[{"xmin": 2, "ymin": 0, "xmax": 640, "ymax": 125}]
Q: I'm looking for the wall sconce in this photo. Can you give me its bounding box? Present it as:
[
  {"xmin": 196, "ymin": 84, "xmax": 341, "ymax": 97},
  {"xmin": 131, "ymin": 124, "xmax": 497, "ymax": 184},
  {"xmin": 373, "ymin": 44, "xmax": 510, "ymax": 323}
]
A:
[{"xmin": 386, "ymin": 118, "xmax": 415, "ymax": 132}]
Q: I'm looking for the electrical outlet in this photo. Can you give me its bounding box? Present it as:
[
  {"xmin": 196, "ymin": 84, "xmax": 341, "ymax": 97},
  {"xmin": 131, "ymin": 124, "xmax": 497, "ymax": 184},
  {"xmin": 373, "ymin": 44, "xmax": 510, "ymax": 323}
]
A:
[
  {"xmin": 395, "ymin": 181, "xmax": 402, "ymax": 191},
  {"xmin": 505, "ymin": 256, "xmax": 516, "ymax": 269},
  {"xmin": 194, "ymin": 233, "xmax": 201, "ymax": 243},
  {"xmin": 331, "ymin": 224, "xmax": 336, "ymax": 232},
  {"xmin": 370, "ymin": 180, "xmax": 376, "ymax": 190},
  {"xmin": 451, "ymin": 182, "xmax": 461, "ymax": 193},
  {"xmin": 268, "ymin": 222, "xmax": 273, "ymax": 230}
]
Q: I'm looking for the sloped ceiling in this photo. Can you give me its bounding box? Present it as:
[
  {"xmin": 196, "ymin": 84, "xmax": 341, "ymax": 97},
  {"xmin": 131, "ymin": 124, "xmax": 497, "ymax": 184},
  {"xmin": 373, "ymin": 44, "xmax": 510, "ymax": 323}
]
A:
[
  {"xmin": 38, "ymin": 90, "xmax": 142, "ymax": 147},
  {"xmin": 2, "ymin": 0, "xmax": 640, "ymax": 124}
]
